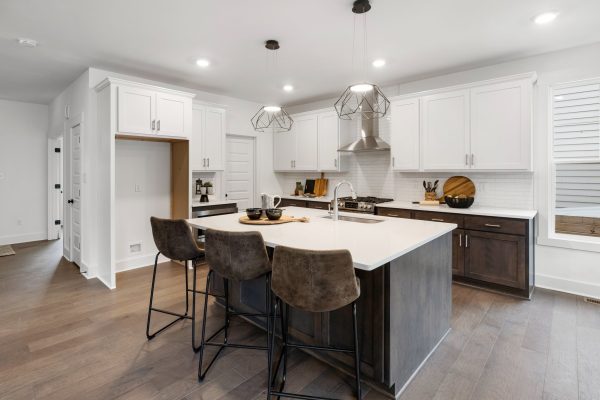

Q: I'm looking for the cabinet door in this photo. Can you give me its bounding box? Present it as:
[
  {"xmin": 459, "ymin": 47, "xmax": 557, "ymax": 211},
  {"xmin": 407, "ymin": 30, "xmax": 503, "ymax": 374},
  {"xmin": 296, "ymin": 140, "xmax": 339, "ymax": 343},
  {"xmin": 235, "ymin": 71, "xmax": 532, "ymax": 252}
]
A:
[
  {"xmin": 317, "ymin": 112, "xmax": 340, "ymax": 171},
  {"xmin": 294, "ymin": 115, "xmax": 319, "ymax": 171},
  {"xmin": 117, "ymin": 86, "xmax": 155, "ymax": 135},
  {"xmin": 452, "ymin": 229, "xmax": 465, "ymax": 276},
  {"xmin": 464, "ymin": 230, "xmax": 527, "ymax": 289},
  {"xmin": 204, "ymin": 107, "xmax": 226, "ymax": 170},
  {"xmin": 470, "ymin": 80, "xmax": 531, "ymax": 170},
  {"xmin": 190, "ymin": 106, "xmax": 205, "ymax": 171},
  {"xmin": 421, "ymin": 89, "xmax": 470, "ymax": 170},
  {"xmin": 155, "ymin": 92, "xmax": 189, "ymax": 137},
  {"xmin": 390, "ymin": 98, "xmax": 420, "ymax": 170},
  {"xmin": 273, "ymin": 129, "xmax": 296, "ymax": 171}
]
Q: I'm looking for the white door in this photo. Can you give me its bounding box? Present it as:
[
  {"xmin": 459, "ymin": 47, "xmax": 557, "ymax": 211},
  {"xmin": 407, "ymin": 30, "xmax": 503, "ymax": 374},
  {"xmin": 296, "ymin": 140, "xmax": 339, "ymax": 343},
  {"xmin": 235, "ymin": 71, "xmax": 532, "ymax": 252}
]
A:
[
  {"xmin": 317, "ymin": 112, "xmax": 340, "ymax": 171},
  {"xmin": 421, "ymin": 89, "xmax": 470, "ymax": 170},
  {"xmin": 68, "ymin": 118, "xmax": 83, "ymax": 270},
  {"xmin": 390, "ymin": 98, "xmax": 420, "ymax": 171},
  {"xmin": 470, "ymin": 80, "xmax": 531, "ymax": 170},
  {"xmin": 204, "ymin": 107, "xmax": 226, "ymax": 170},
  {"xmin": 224, "ymin": 135, "xmax": 255, "ymax": 210},
  {"xmin": 156, "ymin": 92, "xmax": 188, "ymax": 137},
  {"xmin": 294, "ymin": 115, "xmax": 319, "ymax": 171},
  {"xmin": 190, "ymin": 106, "xmax": 205, "ymax": 171},
  {"xmin": 117, "ymin": 86, "xmax": 155, "ymax": 135},
  {"xmin": 273, "ymin": 129, "xmax": 296, "ymax": 171}
]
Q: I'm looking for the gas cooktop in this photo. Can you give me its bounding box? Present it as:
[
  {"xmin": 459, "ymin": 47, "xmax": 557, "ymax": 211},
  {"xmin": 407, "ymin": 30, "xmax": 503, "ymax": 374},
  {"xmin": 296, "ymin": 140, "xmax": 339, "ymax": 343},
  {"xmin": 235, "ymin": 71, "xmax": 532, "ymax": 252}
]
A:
[{"xmin": 336, "ymin": 196, "xmax": 394, "ymax": 214}]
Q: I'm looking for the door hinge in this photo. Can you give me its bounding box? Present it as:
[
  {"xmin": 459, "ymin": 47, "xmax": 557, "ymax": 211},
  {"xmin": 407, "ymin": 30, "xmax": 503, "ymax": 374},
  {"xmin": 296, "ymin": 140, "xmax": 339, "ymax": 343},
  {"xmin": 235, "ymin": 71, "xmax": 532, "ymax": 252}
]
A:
[
  {"xmin": 54, "ymin": 220, "xmax": 61, "ymax": 225},
  {"xmin": 55, "ymin": 184, "xmax": 61, "ymax": 189},
  {"xmin": 54, "ymin": 147, "xmax": 61, "ymax": 153}
]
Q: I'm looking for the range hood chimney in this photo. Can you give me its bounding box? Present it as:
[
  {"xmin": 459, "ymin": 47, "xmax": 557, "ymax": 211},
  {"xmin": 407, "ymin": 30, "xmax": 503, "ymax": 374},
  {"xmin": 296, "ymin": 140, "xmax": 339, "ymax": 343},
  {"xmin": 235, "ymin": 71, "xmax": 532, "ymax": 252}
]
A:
[{"xmin": 338, "ymin": 114, "xmax": 390, "ymax": 152}]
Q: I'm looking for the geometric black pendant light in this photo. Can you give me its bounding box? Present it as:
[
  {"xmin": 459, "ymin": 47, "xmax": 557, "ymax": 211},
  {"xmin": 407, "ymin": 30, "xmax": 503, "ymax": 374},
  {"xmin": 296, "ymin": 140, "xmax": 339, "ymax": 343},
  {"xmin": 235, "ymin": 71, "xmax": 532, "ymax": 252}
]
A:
[{"xmin": 251, "ymin": 40, "xmax": 294, "ymax": 132}]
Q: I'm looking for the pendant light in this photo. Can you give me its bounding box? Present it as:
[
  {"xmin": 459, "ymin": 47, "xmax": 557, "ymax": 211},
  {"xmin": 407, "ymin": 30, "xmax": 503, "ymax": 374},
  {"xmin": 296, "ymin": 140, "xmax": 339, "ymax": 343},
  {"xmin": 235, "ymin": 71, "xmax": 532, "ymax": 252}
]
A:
[
  {"xmin": 251, "ymin": 40, "xmax": 294, "ymax": 133},
  {"xmin": 334, "ymin": 0, "xmax": 390, "ymax": 120}
]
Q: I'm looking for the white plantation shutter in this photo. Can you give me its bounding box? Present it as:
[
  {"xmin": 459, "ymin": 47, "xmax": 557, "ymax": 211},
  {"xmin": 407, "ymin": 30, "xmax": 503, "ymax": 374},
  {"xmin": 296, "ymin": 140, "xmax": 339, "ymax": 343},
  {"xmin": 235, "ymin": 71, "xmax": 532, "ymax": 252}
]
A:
[
  {"xmin": 555, "ymin": 163, "xmax": 600, "ymax": 208},
  {"xmin": 552, "ymin": 82, "xmax": 600, "ymax": 161}
]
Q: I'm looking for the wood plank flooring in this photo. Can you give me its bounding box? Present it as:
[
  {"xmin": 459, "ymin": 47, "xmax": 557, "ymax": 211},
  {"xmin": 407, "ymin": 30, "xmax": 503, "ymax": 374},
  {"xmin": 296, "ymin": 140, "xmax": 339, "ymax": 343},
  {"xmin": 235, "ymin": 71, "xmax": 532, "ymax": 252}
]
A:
[{"xmin": 0, "ymin": 239, "xmax": 599, "ymax": 400}]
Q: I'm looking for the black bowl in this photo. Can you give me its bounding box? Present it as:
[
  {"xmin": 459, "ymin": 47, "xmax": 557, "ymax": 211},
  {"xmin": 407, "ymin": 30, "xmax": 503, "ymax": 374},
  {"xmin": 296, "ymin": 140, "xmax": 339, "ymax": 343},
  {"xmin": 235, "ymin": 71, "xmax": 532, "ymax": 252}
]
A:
[
  {"xmin": 246, "ymin": 208, "xmax": 262, "ymax": 220},
  {"xmin": 266, "ymin": 208, "xmax": 283, "ymax": 221},
  {"xmin": 444, "ymin": 196, "xmax": 475, "ymax": 209}
]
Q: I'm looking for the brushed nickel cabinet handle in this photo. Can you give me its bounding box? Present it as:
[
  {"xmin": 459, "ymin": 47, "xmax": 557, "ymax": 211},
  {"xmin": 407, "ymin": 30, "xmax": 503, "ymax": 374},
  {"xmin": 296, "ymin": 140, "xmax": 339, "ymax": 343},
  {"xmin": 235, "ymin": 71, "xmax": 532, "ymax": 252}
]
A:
[
  {"xmin": 334, "ymin": 158, "xmax": 338, "ymax": 168},
  {"xmin": 465, "ymin": 234, "xmax": 469, "ymax": 248},
  {"xmin": 207, "ymin": 158, "xmax": 210, "ymax": 168},
  {"xmin": 465, "ymin": 154, "xmax": 469, "ymax": 166},
  {"xmin": 485, "ymin": 223, "xmax": 501, "ymax": 228},
  {"xmin": 471, "ymin": 153, "xmax": 474, "ymax": 166},
  {"xmin": 392, "ymin": 157, "xmax": 395, "ymax": 167},
  {"xmin": 431, "ymin": 218, "xmax": 445, "ymax": 222},
  {"xmin": 387, "ymin": 213, "xmax": 400, "ymax": 217},
  {"xmin": 459, "ymin": 233, "xmax": 462, "ymax": 247},
  {"xmin": 203, "ymin": 158, "xmax": 206, "ymax": 167},
  {"xmin": 152, "ymin": 120, "xmax": 156, "ymax": 130},
  {"xmin": 157, "ymin": 120, "xmax": 161, "ymax": 131}
]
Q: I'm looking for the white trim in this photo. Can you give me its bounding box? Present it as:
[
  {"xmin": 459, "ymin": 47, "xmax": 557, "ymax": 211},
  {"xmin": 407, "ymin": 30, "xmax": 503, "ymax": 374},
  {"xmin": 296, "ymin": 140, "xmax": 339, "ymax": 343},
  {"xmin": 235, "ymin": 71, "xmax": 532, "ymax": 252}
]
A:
[
  {"xmin": 0, "ymin": 232, "xmax": 47, "ymax": 246},
  {"xmin": 536, "ymin": 272, "xmax": 600, "ymax": 299},
  {"xmin": 115, "ymin": 253, "xmax": 169, "ymax": 272},
  {"xmin": 96, "ymin": 274, "xmax": 116, "ymax": 290},
  {"xmin": 95, "ymin": 77, "xmax": 196, "ymax": 98}
]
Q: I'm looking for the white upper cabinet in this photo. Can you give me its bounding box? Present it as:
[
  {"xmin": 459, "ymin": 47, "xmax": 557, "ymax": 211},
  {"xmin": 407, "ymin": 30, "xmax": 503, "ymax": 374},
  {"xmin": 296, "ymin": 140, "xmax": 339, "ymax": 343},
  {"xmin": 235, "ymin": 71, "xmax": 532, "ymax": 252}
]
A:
[
  {"xmin": 470, "ymin": 80, "xmax": 531, "ymax": 170},
  {"xmin": 117, "ymin": 86, "xmax": 155, "ymax": 135},
  {"xmin": 292, "ymin": 115, "xmax": 319, "ymax": 171},
  {"xmin": 191, "ymin": 104, "xmax": 226, "ymax": 171},
  {"xmin": 317, "ymin": 112, "xmax": 340, "ymax": 171},
  {"xmin": 421, "ymin": 89, "xmax": 471, "ymax": 171},
  {"xmin": 390, "ymin": 98, "xmax": 420, "ymax": 171},
  {"xmin": 155, "ymin": 92, "xmax": 191, "ymax": 137},
  {"xmin": 273, "ymin": 128, "xmax": 296, "ymax": 171}
]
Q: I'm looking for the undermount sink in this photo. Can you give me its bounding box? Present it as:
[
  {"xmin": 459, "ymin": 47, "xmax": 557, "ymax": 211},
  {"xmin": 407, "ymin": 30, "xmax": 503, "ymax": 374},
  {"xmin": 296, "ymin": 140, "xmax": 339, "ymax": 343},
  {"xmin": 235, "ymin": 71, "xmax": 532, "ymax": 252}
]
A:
[{"xmin": 321, "ymin": 215, "xmax": 383, "ymax": 224}]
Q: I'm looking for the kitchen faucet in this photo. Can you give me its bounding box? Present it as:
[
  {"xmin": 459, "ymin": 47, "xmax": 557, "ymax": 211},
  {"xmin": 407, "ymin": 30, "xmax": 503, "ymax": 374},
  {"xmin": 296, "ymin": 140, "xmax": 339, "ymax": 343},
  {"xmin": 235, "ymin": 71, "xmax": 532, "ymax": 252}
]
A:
[{"xmin": 331, "ymin": 180, "xmax": 357, "ymax": 221}]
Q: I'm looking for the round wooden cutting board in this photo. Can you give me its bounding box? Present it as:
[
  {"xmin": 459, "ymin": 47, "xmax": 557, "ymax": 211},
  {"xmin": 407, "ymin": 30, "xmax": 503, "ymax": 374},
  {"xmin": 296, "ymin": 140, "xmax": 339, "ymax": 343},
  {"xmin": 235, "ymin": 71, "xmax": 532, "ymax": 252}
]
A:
[
  {"xmin": 442, "ymin": 176, "xmax": 476, "ymax": 199},
  {"xmin": 239, "ymin": 215, "xmax": 310, "ymax": 225}
]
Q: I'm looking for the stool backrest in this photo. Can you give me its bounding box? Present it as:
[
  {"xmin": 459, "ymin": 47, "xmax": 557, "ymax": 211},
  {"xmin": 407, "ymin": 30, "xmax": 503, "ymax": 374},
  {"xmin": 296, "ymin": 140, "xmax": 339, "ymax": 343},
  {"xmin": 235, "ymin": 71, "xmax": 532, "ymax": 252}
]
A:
[
  {"xmin": 272, "ymin": 246, "xmax": 360, "ymax": 313},
  {"xmin": 205, "ymin": 229, "xmax": 271, "ymax": 281},
  {"xmin": 150, "ymin": 217, "xmax": 204, "ymax": 261}
]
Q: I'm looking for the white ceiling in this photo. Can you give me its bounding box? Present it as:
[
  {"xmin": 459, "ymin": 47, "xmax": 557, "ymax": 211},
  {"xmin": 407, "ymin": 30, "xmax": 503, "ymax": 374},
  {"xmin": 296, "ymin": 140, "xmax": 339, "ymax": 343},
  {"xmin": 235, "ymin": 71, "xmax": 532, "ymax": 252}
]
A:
[{"xmin": 1, "ymin": 0, "xmax": 600, "ymax": 105}]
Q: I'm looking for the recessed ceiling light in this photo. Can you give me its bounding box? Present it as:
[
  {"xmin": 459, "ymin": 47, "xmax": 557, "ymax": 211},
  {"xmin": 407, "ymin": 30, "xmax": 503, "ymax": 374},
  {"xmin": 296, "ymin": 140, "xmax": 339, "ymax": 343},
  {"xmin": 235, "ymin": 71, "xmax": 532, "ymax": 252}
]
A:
[
  {"xmin": 533, "ymin": 11, "xmax": 559, "ymax": 25},
  {"xmin": 372, "ymin": 59, "xmax": 386, "ymax": 68},
  {"xmin": 195, "ymin": 58, "xmax": 210, "ymax": 68},
  {"xmin": 17, "ymin": 38, "xmax": 38, "ymax": 47},
  {"xmin": 283, "ymin": 85, "xmax": 294, "ymax": 92}
]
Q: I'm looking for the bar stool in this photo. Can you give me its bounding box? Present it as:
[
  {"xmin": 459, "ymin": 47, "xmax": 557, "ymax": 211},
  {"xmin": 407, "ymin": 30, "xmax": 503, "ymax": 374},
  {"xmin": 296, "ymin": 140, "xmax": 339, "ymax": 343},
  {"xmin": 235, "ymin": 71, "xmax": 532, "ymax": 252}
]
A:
[
  {"xmin": 147, "ymin": 217, "xmax": 205, "ymax": 351},
  {"xmin": 268, "ymin": 246, "xmax": 362, "ymax": 400},
  {"xmin": 197, "ymin": 229, "xmax": 272, "ymax": 381}
]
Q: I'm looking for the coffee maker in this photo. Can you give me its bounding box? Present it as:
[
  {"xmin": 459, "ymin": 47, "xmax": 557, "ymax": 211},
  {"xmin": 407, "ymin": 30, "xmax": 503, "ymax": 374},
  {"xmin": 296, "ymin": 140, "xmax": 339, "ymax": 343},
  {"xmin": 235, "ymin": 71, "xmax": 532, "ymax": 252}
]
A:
[{"xmin": 195, "ymin": 179, "xmax": 209, "ymax": 203}]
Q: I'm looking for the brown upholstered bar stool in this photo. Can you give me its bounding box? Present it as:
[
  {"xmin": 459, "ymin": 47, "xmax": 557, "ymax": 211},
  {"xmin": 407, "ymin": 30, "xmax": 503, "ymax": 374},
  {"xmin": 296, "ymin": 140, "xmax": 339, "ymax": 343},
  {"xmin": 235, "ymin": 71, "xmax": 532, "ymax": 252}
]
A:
[
  {"xmin": 197, "ymin": 229, "xmax": 272, "ymax": 381},
  {"xmin": 147, "ymin": 217, "xmax": 205, "ymax": 351},
  {"xmin": 268, "ymin": 246, "xmax": 362, "ymax": 400}
]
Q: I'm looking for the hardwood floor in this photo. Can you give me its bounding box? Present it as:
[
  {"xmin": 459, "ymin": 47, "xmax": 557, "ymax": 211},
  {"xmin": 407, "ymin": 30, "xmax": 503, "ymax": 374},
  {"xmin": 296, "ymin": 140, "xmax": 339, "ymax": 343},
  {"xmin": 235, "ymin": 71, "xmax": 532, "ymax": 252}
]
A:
[{"xmin": 1, "ymin": 239, "xmax": 599, "ymax": 400}]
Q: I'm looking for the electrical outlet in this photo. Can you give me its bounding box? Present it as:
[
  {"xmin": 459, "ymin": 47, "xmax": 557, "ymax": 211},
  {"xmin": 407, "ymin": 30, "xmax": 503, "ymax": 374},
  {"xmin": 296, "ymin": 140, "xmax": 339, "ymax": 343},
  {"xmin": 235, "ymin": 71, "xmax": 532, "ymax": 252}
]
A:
[
  {"xmin": 134, "ymin": 184, "xmax": 142, "ymax": 193},
  {"xmin": 129, "ymin": 243, "xmax": 142, "ymax": 253}
]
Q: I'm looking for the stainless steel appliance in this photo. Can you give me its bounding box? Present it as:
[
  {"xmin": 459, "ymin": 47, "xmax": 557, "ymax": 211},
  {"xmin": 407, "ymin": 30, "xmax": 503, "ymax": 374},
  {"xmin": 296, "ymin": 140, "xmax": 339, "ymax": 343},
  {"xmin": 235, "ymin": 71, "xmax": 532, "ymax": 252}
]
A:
[
  {"xmin": 335, "ymin": 196, "xmax": 393, "ymax": 214},
  {"xmin": 192, "ymin": 203, "xmax": 238, "ymax": 242}
]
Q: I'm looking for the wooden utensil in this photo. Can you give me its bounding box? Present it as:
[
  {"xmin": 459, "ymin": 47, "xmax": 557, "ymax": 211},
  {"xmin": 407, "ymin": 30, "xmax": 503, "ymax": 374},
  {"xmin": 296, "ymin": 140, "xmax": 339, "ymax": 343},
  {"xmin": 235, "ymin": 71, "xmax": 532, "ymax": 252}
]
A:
[
  {"xmin": 442, "ymin": 176, "xmax": 476, "ymax": 203},
  {"xmin": 239, "ymin": 215, "xmax": 310, "ymax": 225}
]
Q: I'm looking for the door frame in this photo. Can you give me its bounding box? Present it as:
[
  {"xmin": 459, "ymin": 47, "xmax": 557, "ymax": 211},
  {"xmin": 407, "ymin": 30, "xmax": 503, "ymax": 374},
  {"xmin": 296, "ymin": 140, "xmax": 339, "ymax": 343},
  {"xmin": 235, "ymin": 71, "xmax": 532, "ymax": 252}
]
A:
[
  {"xmin": 47, "ymin": 136, "xmax": 64, "ymax": 240},
  {"xmin": 224, "ymin": 134, "xmax": 257, "ymax": 208}
]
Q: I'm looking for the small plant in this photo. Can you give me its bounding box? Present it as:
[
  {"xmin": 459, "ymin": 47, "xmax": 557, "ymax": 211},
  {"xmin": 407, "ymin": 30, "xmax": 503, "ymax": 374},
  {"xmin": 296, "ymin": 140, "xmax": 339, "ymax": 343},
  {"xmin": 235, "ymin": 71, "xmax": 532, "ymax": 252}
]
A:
[{"xmin": 203, "ymin": 181, "xmax": 213, "ymax": 187}]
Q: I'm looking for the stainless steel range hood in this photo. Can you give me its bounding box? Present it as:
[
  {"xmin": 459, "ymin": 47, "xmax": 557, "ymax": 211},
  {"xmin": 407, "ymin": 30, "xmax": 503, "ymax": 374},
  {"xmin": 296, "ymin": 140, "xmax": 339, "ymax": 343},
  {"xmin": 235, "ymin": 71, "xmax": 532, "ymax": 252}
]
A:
[{"xmin": 338, "ymin": 114, "xmax": 390, "ymax": 152}]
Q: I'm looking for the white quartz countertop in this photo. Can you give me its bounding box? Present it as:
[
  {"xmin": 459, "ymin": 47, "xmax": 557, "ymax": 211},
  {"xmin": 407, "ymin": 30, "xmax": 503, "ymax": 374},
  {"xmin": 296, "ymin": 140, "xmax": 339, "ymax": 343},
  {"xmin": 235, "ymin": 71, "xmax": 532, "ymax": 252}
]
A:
[
  {"xmin": 377, "ymin": 201, "xmax": 537, "ymax": 220},
  {"xmin": 192, "ymin": 200, "xmax": 238, "ymax": 208},
  {"xmin": 188, "ymin": 207, "xmax": 456, "ymax": 271},
  {"xmin": 280, "ymin": 195, "xmax": 333, "ymax": 202}
]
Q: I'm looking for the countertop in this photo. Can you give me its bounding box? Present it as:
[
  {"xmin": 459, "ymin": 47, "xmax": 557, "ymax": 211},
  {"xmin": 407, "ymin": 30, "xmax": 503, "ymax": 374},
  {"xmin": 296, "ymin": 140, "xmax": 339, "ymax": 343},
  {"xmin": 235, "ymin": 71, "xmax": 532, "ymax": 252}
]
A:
[
  {"xmin": 377, "ymin": 201, "xmax": 538, "ymax": 220},
  {"xmin": 280, "ymin": 194, "xmax": 333, "ymax": 202},
  {"xmin": 188, "ymin": 206, "xmax": 456, "ymax": 271},
  {"xmin": 191, "ymin": 200, "xmax": 238, "ymax": 208}
]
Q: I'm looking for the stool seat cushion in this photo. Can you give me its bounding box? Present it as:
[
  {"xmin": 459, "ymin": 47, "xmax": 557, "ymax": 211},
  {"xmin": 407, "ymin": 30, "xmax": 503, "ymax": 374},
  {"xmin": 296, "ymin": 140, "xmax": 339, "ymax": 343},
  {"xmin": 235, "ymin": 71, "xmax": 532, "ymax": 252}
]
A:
[
  {"xmin": 150, "ymin": 217, "xmax": 204, "ymax": 261},
  {"xmin": 205, "ymin": 229, "xmax": 271, "ymax": 281},
  {"xmin": 272, "ymin": 246, "xmax": 360, "ymax": 313}
]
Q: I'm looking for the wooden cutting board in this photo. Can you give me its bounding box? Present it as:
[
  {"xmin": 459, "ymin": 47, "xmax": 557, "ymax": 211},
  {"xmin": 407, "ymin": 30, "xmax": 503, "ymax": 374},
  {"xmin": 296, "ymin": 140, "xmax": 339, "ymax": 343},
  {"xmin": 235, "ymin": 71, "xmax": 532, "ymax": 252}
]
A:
[
  {"xmin": 314, "ymin": 176, "xmax": 329, "ymax": 197},
  {"xmin": 239, "ymin": 215, "xmax": 310, "ymax": 225},
  {"xmin": 442, "ymin": 176, "xmax": 476, "ymax": 200}
]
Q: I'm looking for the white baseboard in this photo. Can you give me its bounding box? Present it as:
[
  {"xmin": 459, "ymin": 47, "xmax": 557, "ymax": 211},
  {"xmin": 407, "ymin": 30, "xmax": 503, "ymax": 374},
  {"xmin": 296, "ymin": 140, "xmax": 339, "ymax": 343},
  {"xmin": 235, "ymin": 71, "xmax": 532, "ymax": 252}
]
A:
[
  {"xmin": 116, "ymin": 253, "xmax": 169, "ymax": 273},
  {"xmin": 0, "ymin": 232, "xmax": 47, "ymax": 246},
  {"xmin": 536, "ymin": 273, "xmax": 600, "ymax": 299},
  {"xmin": 96, "ymin": 274, "xmax": 116, "ymax": 290}
]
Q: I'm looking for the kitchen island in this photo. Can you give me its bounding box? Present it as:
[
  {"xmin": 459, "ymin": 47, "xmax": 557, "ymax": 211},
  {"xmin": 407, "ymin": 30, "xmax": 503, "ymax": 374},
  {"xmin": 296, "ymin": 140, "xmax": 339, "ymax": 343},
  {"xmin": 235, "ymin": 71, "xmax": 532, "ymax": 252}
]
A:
[{"xmin": 188, "ymin": 207, "xmax": 456, "ymax": 398}]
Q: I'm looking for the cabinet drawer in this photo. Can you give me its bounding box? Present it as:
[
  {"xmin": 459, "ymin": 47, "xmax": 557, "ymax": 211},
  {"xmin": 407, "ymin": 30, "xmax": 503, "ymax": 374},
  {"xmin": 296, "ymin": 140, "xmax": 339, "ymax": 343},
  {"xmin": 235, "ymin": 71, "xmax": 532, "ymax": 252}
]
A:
[
  {"xmin": 413, "ymin": 211, "xmax": 464, "ymax": 227},
  {"xmin": 464, "ymin": 215, "xmax": 527, "ymax": 236},
  {"xmin": 307, "ymin": 201, "xmax": 330, "ymax": 210},
  {"xmin": 376, "ymin": 208, "xmax": 412, "ymax": 219},
  {"xmin": 280, "ymin": 198, "xmax": 308, "ymax": 208}
]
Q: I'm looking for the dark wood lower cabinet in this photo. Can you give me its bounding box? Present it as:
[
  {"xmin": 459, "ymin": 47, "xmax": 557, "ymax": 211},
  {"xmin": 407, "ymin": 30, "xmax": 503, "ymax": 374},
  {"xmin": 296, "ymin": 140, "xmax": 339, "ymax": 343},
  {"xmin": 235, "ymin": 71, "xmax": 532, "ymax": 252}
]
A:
[{"xmin": 452, "ymin": 229, "xmax": 465, "ymax": 276}]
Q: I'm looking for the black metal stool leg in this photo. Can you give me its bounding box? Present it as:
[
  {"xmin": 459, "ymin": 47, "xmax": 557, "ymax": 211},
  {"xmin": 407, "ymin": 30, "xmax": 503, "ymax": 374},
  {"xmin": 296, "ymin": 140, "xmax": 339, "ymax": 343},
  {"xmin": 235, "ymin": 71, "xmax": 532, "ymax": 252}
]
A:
[
  {"xmin": 191, "ymin": 261, "xmax": 201, "ymax": 352},
  {"xmin": 146, "ymin": 253, "xmax": 160, "ymax": 339},
  {"xmin": 184, "ymin": 260, "xmax": 189, "ymax": 316},
  {"xmin": 352, "ymin": 302, "xmax": 362, "ymax": 400},
  {"xmin": 198, "ymin": 270, "xmax": 213, "ymax": 380},
  {"xmin": 267, "ymin": 298, "xmax": 279, "ymax": 399},
  {"xmin": 224, "ymin": 278, "xmax": 230, "ymax": 344}
]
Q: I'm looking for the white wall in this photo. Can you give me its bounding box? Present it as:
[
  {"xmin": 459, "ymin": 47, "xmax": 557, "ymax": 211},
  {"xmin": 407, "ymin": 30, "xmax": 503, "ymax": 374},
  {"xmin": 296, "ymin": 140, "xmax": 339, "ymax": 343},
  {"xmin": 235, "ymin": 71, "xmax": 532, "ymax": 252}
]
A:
[
  {"xmin": 287, "ymin": 42, "xmax": 600, "ymax": 298},
  {"xmin": 0, "ymin": 99, "xmax": 49, "ymax": 245},
  {"xmin": 115, "ymin": 140, "xmax": 171, "ymax": 271}
]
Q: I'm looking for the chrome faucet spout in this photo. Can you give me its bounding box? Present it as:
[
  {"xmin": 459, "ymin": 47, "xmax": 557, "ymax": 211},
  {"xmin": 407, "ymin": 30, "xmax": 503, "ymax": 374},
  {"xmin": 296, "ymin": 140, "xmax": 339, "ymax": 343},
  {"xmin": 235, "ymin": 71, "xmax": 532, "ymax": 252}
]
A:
[{"xmin": 332, "ymin": 180, "xmax": 357, "ymax": 221}]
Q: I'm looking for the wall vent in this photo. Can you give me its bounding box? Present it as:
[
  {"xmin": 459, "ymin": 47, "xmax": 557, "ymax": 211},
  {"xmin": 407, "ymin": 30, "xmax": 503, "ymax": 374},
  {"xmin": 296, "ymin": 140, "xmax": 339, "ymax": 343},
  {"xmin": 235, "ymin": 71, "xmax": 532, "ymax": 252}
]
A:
[
  {"xmin": 129, "ymin": 243, "xmax": 142, "ymax": 254},
  {"xmin": 584, "ymin": 297, "xmax": 600, "ymax": 306}
]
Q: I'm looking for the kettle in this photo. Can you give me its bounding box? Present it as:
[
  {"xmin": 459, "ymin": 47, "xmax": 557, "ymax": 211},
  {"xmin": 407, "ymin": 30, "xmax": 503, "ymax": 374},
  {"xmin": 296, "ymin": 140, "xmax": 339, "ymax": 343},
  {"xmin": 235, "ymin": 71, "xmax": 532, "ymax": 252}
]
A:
[{"xmin": 261, "ymin": 193, "xmax": 282, "ymax": 209}]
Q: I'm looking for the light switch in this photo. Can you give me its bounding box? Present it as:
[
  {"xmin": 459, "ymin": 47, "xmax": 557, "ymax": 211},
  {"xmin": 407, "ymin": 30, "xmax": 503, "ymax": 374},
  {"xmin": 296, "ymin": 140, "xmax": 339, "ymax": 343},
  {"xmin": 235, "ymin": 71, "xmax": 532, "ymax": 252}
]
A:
[{"xmin": 135, "ymin": 184, "xmax": 142, "ymax": 192}]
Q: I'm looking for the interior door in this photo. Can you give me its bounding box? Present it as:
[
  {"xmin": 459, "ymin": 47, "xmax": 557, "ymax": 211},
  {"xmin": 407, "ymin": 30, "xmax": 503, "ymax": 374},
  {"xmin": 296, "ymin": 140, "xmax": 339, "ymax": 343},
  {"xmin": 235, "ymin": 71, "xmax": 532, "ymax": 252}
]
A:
[
  {"xmin": 69, "ymin": 120, "xmax": 83, "ymax": 270},
  {"xmin": 156, "ymin": 92, "xmax": 188, "ymax": 137},
  {"xmin": 204, "ymin": 107, "xmax": 226, "ymax": 170},
  {"xmin": 224, "ymin": 135, "xmax": 255, "ymax": 210},
  {"xmin": 317, "ymin": 112, "xmax": 340, "ymax": 171},
  {"xmin": 117, "ymin": 86, "xmax": 155, "ymax": 135},
  {"xmin": 421, "ymin": 89, "xmax": 470, "ymax": 170},
  {"xmin": 293, "ymin": 115, "xmax": 319, "ymax": 171}
]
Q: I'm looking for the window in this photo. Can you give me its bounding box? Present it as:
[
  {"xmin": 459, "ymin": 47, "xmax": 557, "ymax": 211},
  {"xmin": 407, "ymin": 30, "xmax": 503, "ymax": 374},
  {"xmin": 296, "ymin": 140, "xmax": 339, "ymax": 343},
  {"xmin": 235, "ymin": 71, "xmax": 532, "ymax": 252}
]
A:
[{"xmin": 551, "ymin": 79, "xmax": 600, "ymax": 239}]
